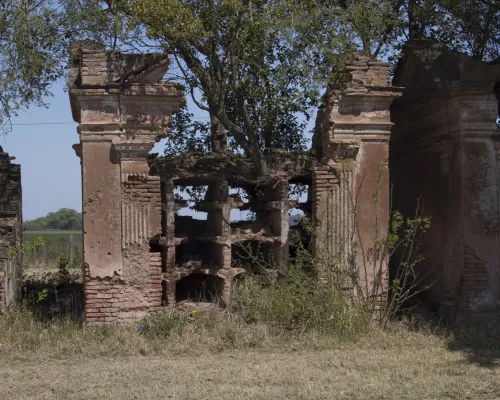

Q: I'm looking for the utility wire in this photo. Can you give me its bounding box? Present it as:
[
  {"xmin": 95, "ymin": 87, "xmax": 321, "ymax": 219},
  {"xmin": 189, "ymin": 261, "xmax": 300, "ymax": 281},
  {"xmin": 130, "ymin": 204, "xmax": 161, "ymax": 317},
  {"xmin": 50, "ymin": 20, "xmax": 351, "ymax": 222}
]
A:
[
  {"xmin": 11, "ymin": 117, "xmax": 211, "ymax": 126},
  {"xmin": 11, "ymin": 122, "xmax": 76, "ymax": 126}
]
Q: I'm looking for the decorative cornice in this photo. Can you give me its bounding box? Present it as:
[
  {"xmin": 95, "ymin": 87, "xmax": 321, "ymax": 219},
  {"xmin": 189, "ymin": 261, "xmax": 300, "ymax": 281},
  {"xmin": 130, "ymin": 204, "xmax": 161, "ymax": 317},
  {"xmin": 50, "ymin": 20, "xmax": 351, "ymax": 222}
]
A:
[
  {"xmin": 113, "ymin": 143, "xmax": 155, "ymax": 159},
  {"xmin": 72, "ymin": 143, "xmax": 82, "ymax": 159}
]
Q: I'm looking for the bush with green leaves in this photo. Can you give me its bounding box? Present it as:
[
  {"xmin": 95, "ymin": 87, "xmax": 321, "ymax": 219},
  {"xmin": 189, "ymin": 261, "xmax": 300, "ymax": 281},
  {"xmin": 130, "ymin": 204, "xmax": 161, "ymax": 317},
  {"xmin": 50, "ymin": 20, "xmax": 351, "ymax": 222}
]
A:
[
  {"xmin": 138, "ymin": 308, "xmax": 190, "ymax": 338},
  {"xmin": 231, "ymin": 270, "xmax": 369, "ymax": 337}
]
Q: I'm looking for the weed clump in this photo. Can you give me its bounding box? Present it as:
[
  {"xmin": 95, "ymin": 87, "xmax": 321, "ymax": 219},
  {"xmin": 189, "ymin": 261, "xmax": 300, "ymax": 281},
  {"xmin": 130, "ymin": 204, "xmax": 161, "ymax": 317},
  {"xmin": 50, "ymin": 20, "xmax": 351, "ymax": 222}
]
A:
[
  {"xmin": 231, "ymin": 272, "xmax": 369, "ymax": 337},
  {"xmin": 139, "ymin": 308, "xmax": 189, "ymax": 338}
]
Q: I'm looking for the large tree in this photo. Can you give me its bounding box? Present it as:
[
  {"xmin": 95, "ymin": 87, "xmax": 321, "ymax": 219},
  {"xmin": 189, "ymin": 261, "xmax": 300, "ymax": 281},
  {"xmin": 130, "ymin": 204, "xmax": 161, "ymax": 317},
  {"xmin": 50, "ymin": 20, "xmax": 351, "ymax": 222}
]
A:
[
  {"xmin": 61, "ymin": 0, "xmax": 378, "ymax": 178},
  {"xmin": 2, "ymin": 0, "xmax": 498, "ymax": 171}
]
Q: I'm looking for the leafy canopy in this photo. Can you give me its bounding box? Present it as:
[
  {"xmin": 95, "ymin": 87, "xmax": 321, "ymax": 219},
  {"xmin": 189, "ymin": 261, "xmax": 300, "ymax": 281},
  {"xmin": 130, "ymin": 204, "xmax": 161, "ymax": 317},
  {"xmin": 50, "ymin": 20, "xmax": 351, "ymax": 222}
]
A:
[
  {"xmin": 0, "ymin": 0, "xmax": 498, "ymax": 174},
  {"xmin": 0, "ymin": 1, "xmax": 67, "ymax": 133}
]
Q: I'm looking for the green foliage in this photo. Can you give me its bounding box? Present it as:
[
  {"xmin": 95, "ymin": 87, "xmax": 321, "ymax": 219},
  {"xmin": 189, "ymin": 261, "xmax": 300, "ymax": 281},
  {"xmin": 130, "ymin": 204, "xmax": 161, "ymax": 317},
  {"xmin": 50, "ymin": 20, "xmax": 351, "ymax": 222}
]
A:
[
  {"xmin": 56, "ymin": 253, "xmax": 71, "ymax": 283},
  {"xmin": 164, "ymin": 107, "xmax": 211, "ymax": 157},
  {"xmin": 62, "ymin": 0, "xmax": 332, "ymax": 175},
  {"xmin": 1, "ymin": 0, "xmax": 496, "ymax": 174},
  {"xmin": 36, "ymin": 289, "xmax": 48, "ymax": 303},
  {"xmin": 231, "ymin": 272, "xmax": 369, "ymax": 336},
  {"xmin": 139, "ymin": 308, "xmax": 190, "ymax": 338},
  {"xmin": 391, "ymin": 0, "xmax": 500, "ymax": 62},
  {"xmin": 0, "ymin": 0, "xmax": 67, "ymax": 132},
  {"xmin": 24, "ymin": 208, "xmax": 82, "ymax": 231},
  {"xmin": 8, "ymin": 235, "xmax": 46, "ymax": 271}
]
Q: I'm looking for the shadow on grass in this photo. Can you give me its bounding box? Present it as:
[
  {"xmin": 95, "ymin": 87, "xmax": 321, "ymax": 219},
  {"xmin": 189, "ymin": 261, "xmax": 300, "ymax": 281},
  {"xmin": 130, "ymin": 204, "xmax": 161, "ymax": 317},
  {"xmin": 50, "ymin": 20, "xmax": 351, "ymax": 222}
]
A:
[
  {"xmin": 403, "ymin": 306, "xmax": 500, "ymax": 368},
  {"xmin": 445, "ymin": 316, "xmax": 500, "ymax": 368}
]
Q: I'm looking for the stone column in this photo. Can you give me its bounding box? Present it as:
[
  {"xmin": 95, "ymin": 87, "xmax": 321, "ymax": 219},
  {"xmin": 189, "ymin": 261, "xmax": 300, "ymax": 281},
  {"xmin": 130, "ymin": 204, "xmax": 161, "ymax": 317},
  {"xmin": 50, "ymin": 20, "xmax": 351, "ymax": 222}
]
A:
[{"xmin": 69, "ymin": 43, "xmax": 185, "ymax": 323}]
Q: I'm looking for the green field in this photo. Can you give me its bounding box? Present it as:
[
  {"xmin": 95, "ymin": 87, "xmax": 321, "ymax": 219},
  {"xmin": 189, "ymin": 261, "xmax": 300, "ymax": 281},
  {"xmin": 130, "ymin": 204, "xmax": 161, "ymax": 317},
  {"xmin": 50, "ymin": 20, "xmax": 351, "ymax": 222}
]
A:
[
  {"xmin": 23, "ymin": 230, "xmax": 82, "ymax": 242},
  {"xmin": 22, "ymin": 231, "xmax": 83, "ymax": 269}
]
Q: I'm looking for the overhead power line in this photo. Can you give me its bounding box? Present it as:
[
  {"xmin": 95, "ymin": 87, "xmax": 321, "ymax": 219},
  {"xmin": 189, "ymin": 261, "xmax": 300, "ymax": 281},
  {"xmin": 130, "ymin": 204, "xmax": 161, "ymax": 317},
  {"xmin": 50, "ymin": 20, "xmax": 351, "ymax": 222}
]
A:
[
  {"xmin": 11, "ymin": 122, "xmax": 76, "ymax": 126},
  {"xmin": 11, "ymin": 117, "xmax": 211, "ymax": 126}
]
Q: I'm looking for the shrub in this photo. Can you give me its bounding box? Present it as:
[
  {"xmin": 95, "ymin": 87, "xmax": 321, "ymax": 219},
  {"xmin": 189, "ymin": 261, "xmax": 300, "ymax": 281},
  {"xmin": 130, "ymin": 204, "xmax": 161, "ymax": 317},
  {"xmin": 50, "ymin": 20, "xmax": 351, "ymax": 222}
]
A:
[
  {"xmin": 139, "ymin": 308, "xmax": 190, "ymax": 338},
  {"xmin": 231, "ymin": 271, "xmax": 370, "ymax": 337}
]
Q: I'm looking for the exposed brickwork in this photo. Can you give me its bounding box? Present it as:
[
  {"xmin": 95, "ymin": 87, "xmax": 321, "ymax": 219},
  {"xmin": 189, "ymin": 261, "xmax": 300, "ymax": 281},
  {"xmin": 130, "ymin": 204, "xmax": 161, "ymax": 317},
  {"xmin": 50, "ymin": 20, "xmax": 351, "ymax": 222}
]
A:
[
  {"xmin": 392, "ymin": 40, "xmax": 500, "ymax": 318},
  {"xmin": 0, "ymin": 148, "xmax": 22, "ymax": 312},
  {"xmin": 70, "ymin": 42, "xmax": 185, "ymax": 323},
  {"xmin": 84, "ymin": 251, "xmax": 162, "ymax": 323},
  {"xmin": 69, "ymin": 44, "xmax": 405, "ymax": 323},
  {"xmin": 84, "ymin": 175, "xmax": 163, "ymax": 323}
]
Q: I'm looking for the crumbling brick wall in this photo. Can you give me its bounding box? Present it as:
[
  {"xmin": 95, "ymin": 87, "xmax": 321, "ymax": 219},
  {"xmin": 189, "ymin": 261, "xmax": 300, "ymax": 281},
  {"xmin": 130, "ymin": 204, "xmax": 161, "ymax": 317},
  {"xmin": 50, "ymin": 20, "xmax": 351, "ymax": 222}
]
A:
[
  {"xmin": 150, "ymin": 151, "xmax": 316, "ymax": 309},
  {"xmin": 0, "ymin": 147, "xmax": 22, "ymax": 312},
  {"xmin": 69, "ymin": 43, "xmax": 185, "ymax": 323},
  {"xmin": 311, "ymin": 53, "xmax": 402, "ymax": 302},
  {"xmin": 69, "ymin": 43, "xmax": 401, "ymax": 323},
  {"xmin": 391, "ymin": 40, "xmax": 500, "ymax": 318}
]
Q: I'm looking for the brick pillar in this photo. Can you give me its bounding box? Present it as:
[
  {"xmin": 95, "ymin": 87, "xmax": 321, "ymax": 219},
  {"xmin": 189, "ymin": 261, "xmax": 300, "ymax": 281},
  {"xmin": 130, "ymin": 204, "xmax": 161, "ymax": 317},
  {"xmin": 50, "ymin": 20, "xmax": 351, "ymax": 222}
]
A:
[
  {"xmin": 0, "ymin": 149, "xmax": 22, "ymax": 312},
  {"xmin": 69, "ymin": 43, "xmax": 185, "ymax": 323},
  {"xmin": 314, "ymin": 53, "xmax": 402, "ymax": 301}
]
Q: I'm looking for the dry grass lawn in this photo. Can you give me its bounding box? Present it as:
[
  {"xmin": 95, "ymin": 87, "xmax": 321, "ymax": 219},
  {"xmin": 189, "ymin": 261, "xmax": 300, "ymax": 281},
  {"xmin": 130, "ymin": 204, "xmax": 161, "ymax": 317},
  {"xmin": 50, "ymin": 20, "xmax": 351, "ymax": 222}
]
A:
[{"xmin": 1, "ymin": 321, "xmax": 499, "ymax": 400}]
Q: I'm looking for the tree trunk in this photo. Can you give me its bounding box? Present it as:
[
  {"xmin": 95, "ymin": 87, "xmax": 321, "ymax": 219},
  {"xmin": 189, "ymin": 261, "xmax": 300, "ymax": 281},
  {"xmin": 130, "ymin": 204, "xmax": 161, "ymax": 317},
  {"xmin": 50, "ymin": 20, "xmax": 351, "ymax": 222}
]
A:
[
  {"xmin": 408, "ymin": 0, "xmax": 421, "ymax": 40},
  {"xmin": 210, "ymin": 115, "xmax": 227, "ymax": 153}
]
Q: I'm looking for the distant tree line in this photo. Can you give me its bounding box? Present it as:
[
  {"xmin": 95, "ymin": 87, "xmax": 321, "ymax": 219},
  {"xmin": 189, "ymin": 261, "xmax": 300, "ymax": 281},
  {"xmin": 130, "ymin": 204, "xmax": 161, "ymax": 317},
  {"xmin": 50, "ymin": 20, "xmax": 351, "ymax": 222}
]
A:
[{"xmin": 23, "ymin": 208, "xmax": 82, "ymax": 231}]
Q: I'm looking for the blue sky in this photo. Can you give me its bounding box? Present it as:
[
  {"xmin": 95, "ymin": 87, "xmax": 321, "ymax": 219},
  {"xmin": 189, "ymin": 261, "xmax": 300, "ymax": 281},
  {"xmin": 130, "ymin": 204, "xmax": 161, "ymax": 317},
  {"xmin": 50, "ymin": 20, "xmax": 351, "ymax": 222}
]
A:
[
  {"xmin": 4, "ymin": 80, "xmax": 81, "ymax": 220},
  {"xmin": 4, "ymin": 79, "xmax": 203, "ymax": 221}
]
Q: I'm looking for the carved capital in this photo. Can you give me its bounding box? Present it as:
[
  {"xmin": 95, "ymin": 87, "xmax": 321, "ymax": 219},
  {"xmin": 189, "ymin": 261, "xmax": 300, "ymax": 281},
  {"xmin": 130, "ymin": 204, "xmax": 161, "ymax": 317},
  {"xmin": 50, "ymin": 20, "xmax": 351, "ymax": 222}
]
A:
[
  {"xmin": 330, "ymin": 139, "xmax": 360, "ymax": 161},
  {"xmin": 113, "ymin": 143, "xmax": 154, "ymax": 159}
]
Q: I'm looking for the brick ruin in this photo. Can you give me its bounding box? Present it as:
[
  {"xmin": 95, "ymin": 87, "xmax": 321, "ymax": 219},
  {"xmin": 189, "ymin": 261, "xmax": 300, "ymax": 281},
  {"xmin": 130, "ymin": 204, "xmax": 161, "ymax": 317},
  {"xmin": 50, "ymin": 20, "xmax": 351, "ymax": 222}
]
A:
[
  {"xmin": 67, "ymin": 40, "xmax": 500, "ymax": 323},
  {"xmin": 391, "ymin": 40, "xmax": 500, "ymax": 318},
  {"xmin": 69, "ymin": 43, "xmax": 185, "ymax": 322},
  {"xmin": 150, "ymin": 151, "xmax": 317, "ymax": 307},
  {"xmin": 68, "ymin": 44, "xmax": 396, "ymax": 323},
  {"xmin": 0, "ymin": 147, "xmax": 22, "ymax": 312}
]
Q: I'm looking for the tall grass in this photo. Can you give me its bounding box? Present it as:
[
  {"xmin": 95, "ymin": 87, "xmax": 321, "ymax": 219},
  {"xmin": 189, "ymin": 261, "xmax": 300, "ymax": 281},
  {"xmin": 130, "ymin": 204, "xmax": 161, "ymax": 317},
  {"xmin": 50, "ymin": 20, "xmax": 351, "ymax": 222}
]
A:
[
  {"xmin": 0, "ymin": 269, "xmax": 372, "ymax": 360},
  {"xmin": 231, "ymin": 273, "xmax": 369, "ymax": 336},
  {"xmin": 21, "ymin": 233, "xmax": 83, "ymax": 270}
]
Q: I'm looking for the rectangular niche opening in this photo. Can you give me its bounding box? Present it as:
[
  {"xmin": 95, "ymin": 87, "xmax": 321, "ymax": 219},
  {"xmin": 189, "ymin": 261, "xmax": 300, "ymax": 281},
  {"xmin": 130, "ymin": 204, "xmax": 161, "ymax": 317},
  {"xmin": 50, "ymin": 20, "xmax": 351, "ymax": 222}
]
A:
[
  {"xmin": 175, "ymin": 239, "xmax": 220, "ymax": 269},
  {"xmin": 169, "ymin": 181, "xmax": 230, "ymax": 276},
  {"xmin": 231, "ymin": 240, "xmax": 279, "ymax": 273},
  {"xmin": 229, "ymin": 186, "xmax": 253, "ymax": 223},
  {"xmin": 175, "ymin": 273, "xmax": 224, "ymax": 304},
  {"xmin": 230, "ymin": 185, "xmax": 281, "ymax": 239},
  {"xmin": 175, "ymin": 184, "xmax": 208, "ymax": 218},
  {"xmin": 173, "ymin": 184, "xmax": 215, "ymax": 270},
  {"xmin": 288, "ymin": 183, "xmax": 312, "ymax": 262}
]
